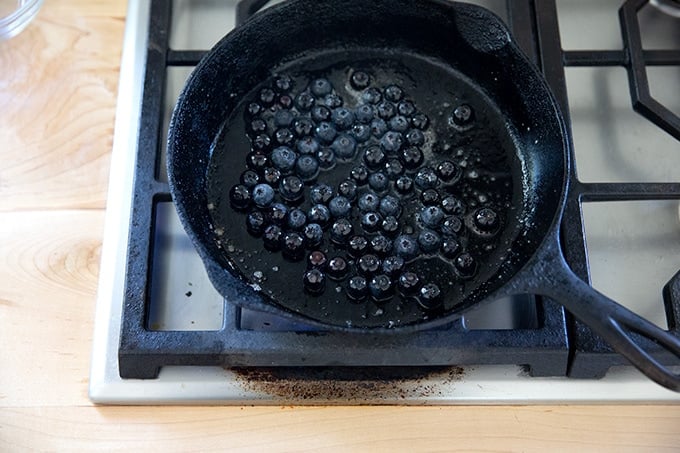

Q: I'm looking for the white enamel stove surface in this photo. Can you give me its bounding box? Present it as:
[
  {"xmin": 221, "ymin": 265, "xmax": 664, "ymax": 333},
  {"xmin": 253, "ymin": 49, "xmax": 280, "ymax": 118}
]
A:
[{"xmin": 89, "ymin": 0, "xmax": 680, "ymax": 404}]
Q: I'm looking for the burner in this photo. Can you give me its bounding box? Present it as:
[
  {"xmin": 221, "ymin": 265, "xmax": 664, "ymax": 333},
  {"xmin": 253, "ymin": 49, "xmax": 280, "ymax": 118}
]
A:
[{"xmin": 651, "ymin": 0, "xmax": 680, "ymax": 17}]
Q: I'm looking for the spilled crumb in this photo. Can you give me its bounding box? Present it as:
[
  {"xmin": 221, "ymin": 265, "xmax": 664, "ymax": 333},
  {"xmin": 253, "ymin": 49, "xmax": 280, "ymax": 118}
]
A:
[{"xmin": 232, "ymin": 366, "xmax": 465, "ymax": 402}]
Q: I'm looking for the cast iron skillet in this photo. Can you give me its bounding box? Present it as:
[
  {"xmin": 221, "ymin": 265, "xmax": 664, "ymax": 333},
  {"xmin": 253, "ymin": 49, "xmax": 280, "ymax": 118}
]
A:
[{"xmin": 167, "ymin": 0, "xmax": 680, "ymax": 391}]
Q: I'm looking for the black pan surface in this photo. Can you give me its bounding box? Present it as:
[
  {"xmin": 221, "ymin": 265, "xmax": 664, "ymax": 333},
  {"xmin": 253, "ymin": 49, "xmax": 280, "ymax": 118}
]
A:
[
  {"xmin": 169, "ymin": 0, "xmax": 563, "ymax": 330},
  {"xmin": 168, "ymin": 0, "xmax": 680, "ymax": 390}
]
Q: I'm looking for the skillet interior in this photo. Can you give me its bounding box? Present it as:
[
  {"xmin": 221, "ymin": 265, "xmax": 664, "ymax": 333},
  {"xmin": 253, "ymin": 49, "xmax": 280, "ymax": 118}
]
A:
[{"xmin": 167, "ymin": 0, "xmax": 569, "ymax": 331}]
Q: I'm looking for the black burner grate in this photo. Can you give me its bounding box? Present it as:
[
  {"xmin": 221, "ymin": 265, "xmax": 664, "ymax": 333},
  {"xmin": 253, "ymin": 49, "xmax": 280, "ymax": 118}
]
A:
[{"xmin": 118, "ymin": 0, "xmax": 680, "ymax": 380}]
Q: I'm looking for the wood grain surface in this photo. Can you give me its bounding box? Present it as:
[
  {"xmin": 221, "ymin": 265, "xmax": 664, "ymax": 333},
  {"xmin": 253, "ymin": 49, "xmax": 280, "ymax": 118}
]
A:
[{"xmin": 1, "ymin": 1, "xmax": 679, "ymax": 451}]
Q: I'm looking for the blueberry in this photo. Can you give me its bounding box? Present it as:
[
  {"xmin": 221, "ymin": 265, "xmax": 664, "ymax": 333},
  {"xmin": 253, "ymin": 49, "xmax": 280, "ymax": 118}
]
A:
[
  {"xmin": 377, "ymin": 101, "xmax": 396, "ymax": 120},
  {"xmin": 395, "ymin": 176, "xmax": 414, "ymax": 195},
  {"xmin": 398, "ymin": 272, "xmax": 420, "ymax": 296},
  {"xmin": 369, "ymin": 274, "xmax": 393, "ymax": 301},
  {"xmin": 441, "ymin": 216, "xmax": 463, "ymax": 236},
  {"xmin": 361, "ymin": 212, "xmax": 383, "ymax": 233},
  {"xmin": 279, "ymin": 175, "xmax": 304, "ymax": 202},
  {"xmin": 473, "ymin": 208, "xmax": 500, "ymax": 232},
  {"xmin": 379, "ymin": 196, "xmax": 401, "ymax": 218},
  {"xmin": 337, "ymin": 179, "xmax": 358, "ymax": 201},
  {"xmin": 303, "ymin": 223, "xmax": 324, "ymax": 247},
  {"xmin": 389, "ymin": 115, "xmax": 410, "ymax": 132},
  {"xmin": 358, "ymin": 254, "xmax": 381, "ymax": 275},
  {"xmin": 364, "ymin": 146, "xmax": 386, "ymax": 169},
  {"xmin": 418, "ymin": 229, "xmax": 441, "ymax": 253},
  {"xmin": 420, "ymin": 206, "xmax": 444, "ymax": 228},
  {"xmin": 315, "ymin": 122, "xmax": 337, "ymax": 144},
  {"xmin": 381, "ymin": 216, "xmax": 400, "ymax": 236},
  {"xmin": 295, "ymin": 92, "xmax": 315, "ymax": 111},
  {"xmin": 351, "ymin": 124, "xmax": 372, "ymax": 142},
  {"xmin": 394, "ymin": 235, "xmax": 419, "ymax": 260},
  {"xmin": 282, "ymin": 232, "xmax": 305, "ymax": 261},
  {"xmin": 351, "ymin": 165, "xmax": 369, "ymax": 185},
  {"xmin": 310, "ymin": 183, "xmax": 334, "ymax": 204},
  {"xmin": 252, "ymin": 184, "xmax": 275, "ymax": 208},
  {"xmin": 246, "ymin": 210, "xmax": 266, "ymax": 235},
  {"xmin": 451, "ymin": 104, "xmax": 474, "ymax": 126},
  {"xmin": 405, "ymin": 129, "xmax": 425, "ymax": 146},
  {"xmin": 348, "ymin": 235, "xmax": 369, "ymax": 258},
  {"xmin": 397, "ymin": 101, "xmax": 416, "ymax": 116},
  {"xmin": 418, "ymin": 283, "xmax": 442, "ymax": 310},
  {"xmin": 421, "ymin": 189, "xmax": 440, "ymax": 206},
  {"xmin": 400, "ymin": 147, "xmax": 424, "ymax": 169},
  {"xmin": 411, "ymin": 113, "xmax": 430, "ymax": 130},
  {"xmin": 351, "ymin": 71, "xmax": 371, "ymax": 90},
  {"xmin": 330, "ymin": 218, "xmax": 354, "ymax": 245},
  {"xmin": 327, "ymin": 256, "xmax": 349, "ymax": 280},
  {"xmin": 303, "ymin": 269, "xmax": 326, "ymax": 295},
  {"xmin": 269, "ymin": 203, "xmax": 288, "ymax": 224},
  {"xmin": 308, "ymin": 250, "xmax": 328, "ymax": 269},
  {"xmin": 229, "ymin": 184, "xmax": 251, "ymax": 210},
  {"xmin": 296, "ymin": 137, "xmax": 320, "ymax": 155},
  {"xmin": 368, "ymin": 172, "xmax": 389, "ymax": 193},
  {"xmin": 384, "ymin": 159, "xmax": 404, "ymax": 180},
  {"xmin": 370, "ymin": 235, "xmax": 392, "ymax": 256},
  {"xmin": 252, "ymin": 134, "xmax": 271, "ymax": 152},
  {"xmin": 329, "ymin": 196, "xmax": 351, "ymax": 218},
  {"xmin": 274, "ymin": 74, "xmax": 293, "ymax": 92},
  {"xmin": 295, "ymin": 155, "xmax": 319, "ymax": 181},
  {"xmin": 384, "ymin": 85, "xmax": 404, "ymax": 102},
  {"xmin": 240, "ymin": 170, "xmax": 260, "ymax": 188},
  {"xmin": 437, "ymin": 161, "xmax": 461, "ymax": 183},
  {"xmin": 259, "ymin": 88, "xmax": 276, "ymax": 106},
  {"xmin": 441, "ymin": 238, "xmax": 461, "ymax": 258},
  {"xmin": 263, "ymin": 167, "xmax": 281, "ymax": 185},
  {"xmin": 441, "ymin": 196, "xmax": 466, "ymax": 216},
  {"xmin": 355, "ymin": 104, "xmax": 374, "ymax": 123},
  {"xmin": 382, "ymin": 256, "xmax": 405, "ymax": 277},
  {"xmin": 278, "ymin": 95, "xmax": 293, "ymax": 109},
  {"xmin": 331, "ymin": 134, "xmax": 357, "ymax": 159},
  {"xmin": 247, "ymin": 102, "xmax": 262, "ymax": 117},
  {"xmin": 271, "ymin": 146, "xmax": 297, "ymax": 173},
  {"xmin": 263, "ymin": 225, "xmax": 283, "ymax": 251},
  {"xmin": 287, "ymin": 209, "xmax": 308, "ymax": 230},
  {"xmin": 308, "ymin": 204, "xmax": 331, "ymax": 226},
  {"xmin": 370, "ymin": 118, "xmax": 388, "ymax": 137},
  {"xmin": 362, "ymin": 87, "xmax": 382, "ymax": 104},
  {"xmin": 324, "ymin": 93, "xmax": 343, "ymax": 108},
  {"xmin": 275, "ymin": 128, "xmax": 295, "ymax": 146},
  {"xmin": 293, "ymin": 118, "xmax": 314, "ymax": 137},
  {"xmin": 311, "ymin": 105, "xmax": 331, "ymax": 123},
  {"xmin": 317, "ymin": 148, "xmax": 336, "ymax": 169},
  {"xmin": 274, "ymin": 109, "xmax": 295, "ymax": 127},
  {"xmin": 249, "ymin": 119, "xmax": 267, "ymax": 135},
  {"xmin": 347, "ymin": 276, "xmax": 369, "ymax": 301},
  {"xmin": 311, "ymin": 78, "xmax": 333, "ymax": 97},
  {"xmin": 331, "ymin": 107, "xmax": 355, "ymax": 130},
  {"xmin": 358, "ymin": 193, "xmax": 380, "ymax": 212},
  {"xmin": 455, "ymin": 252, "xmax": 477, "ymax": 277},
  {"xmin": 380, "ymin": 131, "xmax": 404, "ymax": 153},
  {"xmin": 415, "ymin": 167, "xmax": 439, "ymax": 189}
]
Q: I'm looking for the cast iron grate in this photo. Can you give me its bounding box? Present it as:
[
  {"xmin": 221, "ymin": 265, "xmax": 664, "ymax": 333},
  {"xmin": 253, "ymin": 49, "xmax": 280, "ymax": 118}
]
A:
[{"xmin": 118, "ymin": 0, "xmax": 680, "ymax": 380}]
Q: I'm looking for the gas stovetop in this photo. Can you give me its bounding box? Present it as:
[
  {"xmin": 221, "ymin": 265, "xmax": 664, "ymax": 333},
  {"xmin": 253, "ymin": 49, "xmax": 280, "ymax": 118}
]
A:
[{"xmin": 90, "ymin": 0, "xmax": 680, "ymax": 404}]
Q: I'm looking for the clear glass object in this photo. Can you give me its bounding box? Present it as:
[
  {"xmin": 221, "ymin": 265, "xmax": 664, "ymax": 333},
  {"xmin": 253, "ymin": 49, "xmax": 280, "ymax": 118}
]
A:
[{"xmin": 0, "ymin": 0, "xmax": 44, "ymax": 41}]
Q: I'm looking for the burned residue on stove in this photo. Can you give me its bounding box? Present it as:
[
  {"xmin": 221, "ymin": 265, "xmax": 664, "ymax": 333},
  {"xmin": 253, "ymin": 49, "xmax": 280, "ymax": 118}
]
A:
[{"xmin": 232, "ymin": 366, "xmax": 466, "ymax": 402}]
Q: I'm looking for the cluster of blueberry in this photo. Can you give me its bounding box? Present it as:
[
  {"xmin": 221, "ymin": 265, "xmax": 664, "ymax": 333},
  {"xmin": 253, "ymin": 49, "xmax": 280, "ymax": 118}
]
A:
[{"xmin": 227, "ymin": 71, "xmax": 498, "ymax": 310}]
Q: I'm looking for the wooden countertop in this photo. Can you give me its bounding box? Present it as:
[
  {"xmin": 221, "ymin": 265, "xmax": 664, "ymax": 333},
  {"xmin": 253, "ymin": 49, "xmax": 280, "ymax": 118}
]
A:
[{"xmin": 1, "ymin": 1, "xmax": 679, "ymax": 451}]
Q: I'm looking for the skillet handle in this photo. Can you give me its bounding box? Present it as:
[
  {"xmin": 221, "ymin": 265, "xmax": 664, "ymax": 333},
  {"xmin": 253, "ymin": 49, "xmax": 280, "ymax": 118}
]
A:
[{"xmin": 536, "ymin": 254, "xmax": 680, "ymax": 392}]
